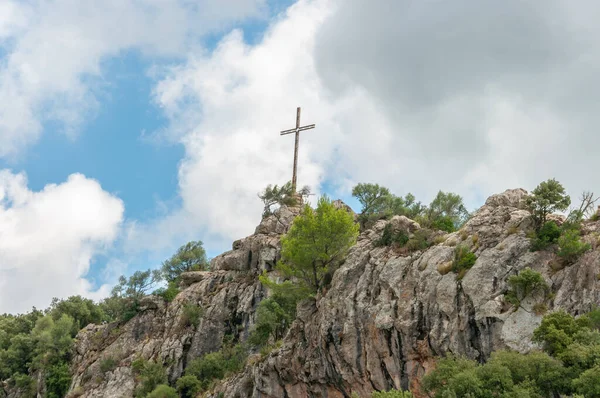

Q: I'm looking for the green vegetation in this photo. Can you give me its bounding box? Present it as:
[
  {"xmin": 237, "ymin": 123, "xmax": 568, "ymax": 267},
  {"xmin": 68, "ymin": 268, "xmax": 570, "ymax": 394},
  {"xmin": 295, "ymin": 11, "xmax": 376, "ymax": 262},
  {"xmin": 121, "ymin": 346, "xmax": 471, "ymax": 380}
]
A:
[
  {"xmin": 258, "ymin": 181, "xmax": 310, "ymax": 217},
  {"xmin": 526, "ymin": 178, "xmax": 571, "ymax": 231},
  {"xmin": 525, "ymin": 179, "xmax": 592, "ymax": 268},
  {"xmin": 422, "ymin": 308, "xmax": 600, "ymax": 397},
  {"xmin": 111, "ymin": 270, "xmax": 163, "ymax": 301},
  {"xmin": 146, "ymin": 384, "xmax": 178, "ymax": 398},
  {"xmin": 375, "ymin": 223, "xmax": 435, "ymax": 254},
  {"xmin": 424, "ymin": 191, "xmax": 470, "ymax": 232},
  {"xmin": 248, "ymin": 278, "xmax": 307, "ymax": 350},
  {"xmin": 557, "ymin": 229, "xmax": 591, "ymax": 265},
  {"xmin": 351, "ymin": 183, "xmax": 468, "ymax": 232},
  {"xmin": 0, "ymin": 302, "xmax": 90, "ymax": 398},
  {"xmin": 451, "ymin": 245, "xmax": 477, "ymax": 279},
  {"xmin": 505, "ymin": 268, "xmax": 550, "ymax": 308},
  {"xmin": 184, "ymin": 339, "xmax": 247, "ymax": 391},
  {"xmin": 131, "ymin": 358, "xmax": 168, "ymax": 398},
  {"xmin": 175, "ymin": 375, "xmax": 202, "ymax": 398},
  {"xmin": 530, "ymin": 221, "xmax": 561, "ymax": 251},
  {"xmin": 153, "ymin": 282, "xmax": 180, "ymax": 302},
  {"xmin": 181, "ymin": 303, "xmax": 203, "ymax": 328},
  {"xmin": 161, "ymin": 240, "xmax": 209, "ymax": 282},
  {"xmin": 277, "ymin": 196, "xmax": 359, "ymax": 293},
  {"xmin": 249, "ymin": 196, "xmax": 358, "ymax": 353},
  {"xmin": 99, "ymin": 356, "xmax": 118, "ymax": 373},
  {"xmin": 375, "ymin": 223, "xmax": 409, "ymax": 247},
  {"xmin": 352, "ymin": 183, "xmax": 424, "ymax": 227}
]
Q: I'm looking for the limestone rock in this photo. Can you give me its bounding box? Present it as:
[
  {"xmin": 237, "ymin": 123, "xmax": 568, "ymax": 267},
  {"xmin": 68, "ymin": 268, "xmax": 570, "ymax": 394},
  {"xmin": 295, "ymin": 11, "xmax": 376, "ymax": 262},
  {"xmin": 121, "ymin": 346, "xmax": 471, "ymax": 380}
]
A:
[
  {"xmin": 212, "ymin": 188, "xmax": 600, "ymax": 397},
  {"xmin": 66, "ymin": 188, "xmax": 600, "ymax": 398}
]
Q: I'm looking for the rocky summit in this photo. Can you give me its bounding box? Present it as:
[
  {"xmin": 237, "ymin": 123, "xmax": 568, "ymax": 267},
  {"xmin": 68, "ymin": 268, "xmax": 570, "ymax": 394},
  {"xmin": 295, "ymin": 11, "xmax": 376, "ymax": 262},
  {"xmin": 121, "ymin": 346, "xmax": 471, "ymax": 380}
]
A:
[{"xmin": 65, "ymin": 189, "xmax": 600, "ymax": 398}]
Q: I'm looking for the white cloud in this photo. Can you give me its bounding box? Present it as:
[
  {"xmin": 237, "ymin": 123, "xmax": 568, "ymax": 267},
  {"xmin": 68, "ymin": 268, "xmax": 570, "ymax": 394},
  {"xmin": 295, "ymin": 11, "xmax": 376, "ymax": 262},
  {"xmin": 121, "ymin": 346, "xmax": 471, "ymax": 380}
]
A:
[
  {"xmin": 148, "ymin": 0, "xmax": 600, "ymax": 248},
  {"xmin": 0, "ymin": 0, "xmax": 267, "ymax": 159},
  {"xmin": 0, "ymin": 171, "xmax": 124, "ymax": 314}
]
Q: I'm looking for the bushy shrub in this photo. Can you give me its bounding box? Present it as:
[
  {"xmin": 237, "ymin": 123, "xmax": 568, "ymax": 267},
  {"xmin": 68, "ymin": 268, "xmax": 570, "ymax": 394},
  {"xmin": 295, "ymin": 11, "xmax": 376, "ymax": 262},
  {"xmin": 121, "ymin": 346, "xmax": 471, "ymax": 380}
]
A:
[
  {"xmin": 146, "ymin": 384, "xmax": 178, "ymax": 398},
  {"xmin": 154, "ymin": 282, "xmax": 180, "ymax": 302},
  {"xmin": 431, "ymin": 215, "xmax": 455, "ymax": 233},
  {"xmin": 131, "ymin": 359, "xmax": 168, "ymax": 398},
  {"xmin": 451, "ymin": 245, "xmax": 477, "ymax": 278},
  {"xmin": 530, "ymin": 221, "xmax": 561, "ymax": 251},
  {"xmin": 185, "ymin": 342, "xmax": 247, "ymax": 391},
  {"xmin": 558, "ymin": 229, "xmax": 591, "ymax": 265},
  {"xmin": 46, "ymin": 362, "xmax": 72, "ymax": 398},
  {"xmin": 406, "ymin": 229, "xmax": 433, "ymax": 252},
  {"xmin": 573, "ymin": 365, "xmax": 600, "ymax": 397},
  {"xmin": 248, "ymin": 297, "xmax": 292, "ymax": 348},
  {"xmin": 176, "ymin": 375, "xmax": 202, "ymax": 398},
  {"xmin": 181, "ymin": 304, "xmax": 203, "ymax": 328},
  {"xmin": 422, "ymin": 351, "xmax": 569, "ymax": 398},
  {"xmin": 13, "ymin": 373, "xmax": 36, "ymax": 397},
  {"xmin": 505, "ymin": 268, "xmax": 549, "ymax": 308},
  {"xmin": 376, "ymin": 224, "xmax": 409, "ymax": 247},
  {"xmin": 100, "ymin": 357, "xmax": 118, "ymax": 373}
]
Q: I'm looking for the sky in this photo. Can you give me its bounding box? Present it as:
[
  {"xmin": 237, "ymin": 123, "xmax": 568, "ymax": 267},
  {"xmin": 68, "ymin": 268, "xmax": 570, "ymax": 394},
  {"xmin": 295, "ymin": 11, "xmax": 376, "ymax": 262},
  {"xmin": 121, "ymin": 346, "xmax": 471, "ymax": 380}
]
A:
[{"xmin": 1, "ymin": 0, "xmax": 599, "ymax": 314}]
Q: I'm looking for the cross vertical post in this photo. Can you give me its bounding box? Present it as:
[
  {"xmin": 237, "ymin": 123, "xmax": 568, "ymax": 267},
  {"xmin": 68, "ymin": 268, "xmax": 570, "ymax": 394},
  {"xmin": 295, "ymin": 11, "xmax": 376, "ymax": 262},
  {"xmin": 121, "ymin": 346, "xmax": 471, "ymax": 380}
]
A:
[
  {"xmin": 280, "ymin": 107, "xmax": 316, "ymax": 193},
  {"xmin": 292, "ymin": 107, "xmax": 301, "ymax": 192}
]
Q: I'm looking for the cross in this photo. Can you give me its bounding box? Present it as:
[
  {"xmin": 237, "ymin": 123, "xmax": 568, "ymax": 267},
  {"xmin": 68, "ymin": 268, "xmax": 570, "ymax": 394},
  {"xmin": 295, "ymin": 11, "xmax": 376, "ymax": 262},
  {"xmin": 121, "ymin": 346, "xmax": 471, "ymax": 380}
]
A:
[{"xmin": 280, "ymin": 107, "xmax": 315, "ymax": 192}]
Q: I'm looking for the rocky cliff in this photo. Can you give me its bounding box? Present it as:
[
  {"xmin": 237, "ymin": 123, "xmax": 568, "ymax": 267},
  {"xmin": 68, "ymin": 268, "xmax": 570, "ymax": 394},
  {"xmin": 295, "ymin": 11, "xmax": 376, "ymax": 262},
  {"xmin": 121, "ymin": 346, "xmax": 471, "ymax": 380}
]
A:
[{"xmin": 68, "ymin": 190, "xmax": 600, "ymax": 397}]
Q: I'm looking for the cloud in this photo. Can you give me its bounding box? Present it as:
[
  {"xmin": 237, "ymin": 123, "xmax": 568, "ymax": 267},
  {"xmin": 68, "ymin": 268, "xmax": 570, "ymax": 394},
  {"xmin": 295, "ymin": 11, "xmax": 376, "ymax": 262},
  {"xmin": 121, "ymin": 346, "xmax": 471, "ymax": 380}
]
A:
[
  {"xmin": 0, "ymin": 0, "xmax": 267, "ymax": 159},
  {"xmin": 0, "ymin": 171, "xmax": 124, "ymax": 314},
  {"xmin": 148, "ymin": 0, "xmax": 600, "ymax": 248},
  {"xmin": 312, "ymin": 0, "xmax": 600, "ymax": 197}
]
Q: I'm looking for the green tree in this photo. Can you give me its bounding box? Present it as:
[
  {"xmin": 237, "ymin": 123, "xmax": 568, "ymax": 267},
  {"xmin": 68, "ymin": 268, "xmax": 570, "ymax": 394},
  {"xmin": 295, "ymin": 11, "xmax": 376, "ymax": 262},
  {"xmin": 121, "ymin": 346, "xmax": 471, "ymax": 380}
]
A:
[
  {"xmin": 557, "ymin": 229, "xmax": 591, "ymax": 265},
  {"xmin": 98, "ymin": 295, "xmax": 129, "ymax": 323},
  {"xmin": 31, "ymin": 315, "xmax": 74, "ymax": 369},
  {"xmin": 505, "ymin": 268, "xmax": 550, "ymax": 308},
  {"xmin": 278, "ymin": 196, "xmax": 359, "ymax": 292},
  {"xmin": 12, "ymin": 373, "xmax": 36, "ymax": 397},
  {"xmin": 131, "ymin": 359, "xmax": 168, "ymax": 398},
  {"xmin": 573, "ymin": 365, "xmax": 600, "ymax": 397},
  {"xmin": 352, "ymin": 183, "xmax": 392, "ymax": 219},
  {"xmin": 530, "ymin": 221, "xmax": 561, "ymax": 251},
  {"xmin": 111, "ymin": 269, "xmax": 163, "ymax": 300},
  {"xmin": 46, "ymin": 362, "xmax": 72, "ymax": 398},
  {"xmin": 146, "ymin": 384, "xmax": 178, "ymax": 398},
  {"xmin": 47, "ymin": 295, "xmax": 106, "ymax": 335},
  {"xmin": 258, "ymin": 181, "xmax": 309, "ymax": 217},
  {"xmin": 422, "ymin": 355, "xmax": 478, "ymax": 395},
  {"xmin": 161, "ymin": 241, "xmax": 209, "ymax": 282},
  {"xmin": 533, "ymin": 310, "xmax": 582, "ymax": 355},
  {"xmin": 176, "ymin": 375, "xmax": 202, "ymax": 398},
  {"xmin": 526, "ymin": 179, "xmax": 571, "ymax": 231},
  {"xmin": 185, "ymin": 342, "xmax": 247, "ymax": 391},
  {"xmin": 425, "ymin": 191, "xmax": 469, "ymax": 232},
  {"xmin": 352, "ymin": 183, "xmax": 425, "ymax": 228},
  {"xmin": 388, "ymin": 193, "xmax": 426, "ymax": 219}
]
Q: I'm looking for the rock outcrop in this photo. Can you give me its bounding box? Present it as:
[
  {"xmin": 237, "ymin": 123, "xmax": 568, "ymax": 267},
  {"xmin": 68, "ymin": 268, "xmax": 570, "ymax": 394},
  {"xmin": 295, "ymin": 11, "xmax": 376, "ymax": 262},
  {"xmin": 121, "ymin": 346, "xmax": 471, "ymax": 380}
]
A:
[
  {"xmin": 67, "ymin": 190, "xmax": 600, "ymax": 398},
  {"xmin": 67, "ymin": 205, "xmax": 301, "ymax": 398},
  {"xmin": 213, "ymin": 189, "xmax": 600, "ymax": 397}
]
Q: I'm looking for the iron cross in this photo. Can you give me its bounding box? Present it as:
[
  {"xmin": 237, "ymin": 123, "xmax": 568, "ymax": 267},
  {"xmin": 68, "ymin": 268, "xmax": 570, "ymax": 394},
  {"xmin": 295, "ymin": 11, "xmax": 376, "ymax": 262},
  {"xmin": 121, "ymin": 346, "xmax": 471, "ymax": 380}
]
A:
[{"xmin": 280, "ymin": 107, "xmax": 315, "ymax": 192}]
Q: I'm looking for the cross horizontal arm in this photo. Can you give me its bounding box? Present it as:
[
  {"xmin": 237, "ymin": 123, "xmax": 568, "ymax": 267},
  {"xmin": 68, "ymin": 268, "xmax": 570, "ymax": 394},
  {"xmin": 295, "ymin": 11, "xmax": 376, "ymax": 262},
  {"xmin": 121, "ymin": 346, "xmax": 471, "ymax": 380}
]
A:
[{"xmin": 279, "ymin": 124, "xmax": 316, "ymax": 135}]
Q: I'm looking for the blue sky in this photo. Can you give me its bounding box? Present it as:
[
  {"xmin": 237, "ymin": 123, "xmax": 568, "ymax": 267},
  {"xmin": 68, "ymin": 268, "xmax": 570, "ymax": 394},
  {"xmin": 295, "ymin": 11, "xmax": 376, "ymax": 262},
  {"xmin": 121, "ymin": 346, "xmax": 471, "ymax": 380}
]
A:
[{"xmin": 1, "ymin": 0, "xmax": 598, "ymax": 313}]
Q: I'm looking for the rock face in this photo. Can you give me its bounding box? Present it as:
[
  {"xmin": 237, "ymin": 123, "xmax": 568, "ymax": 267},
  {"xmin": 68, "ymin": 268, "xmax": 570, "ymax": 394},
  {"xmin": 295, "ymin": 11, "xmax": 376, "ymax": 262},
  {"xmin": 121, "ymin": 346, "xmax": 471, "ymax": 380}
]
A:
[
  {"xmin": 67, "ymin": 205, "xmax": 301, "ymax": 398},
  {"xmin": 213, "ymin": 189, "xmax": 600, "ymax": 397},
  {"xmin": 67, "ymin": 191, "xmax": 600, "ymax": 398}
]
